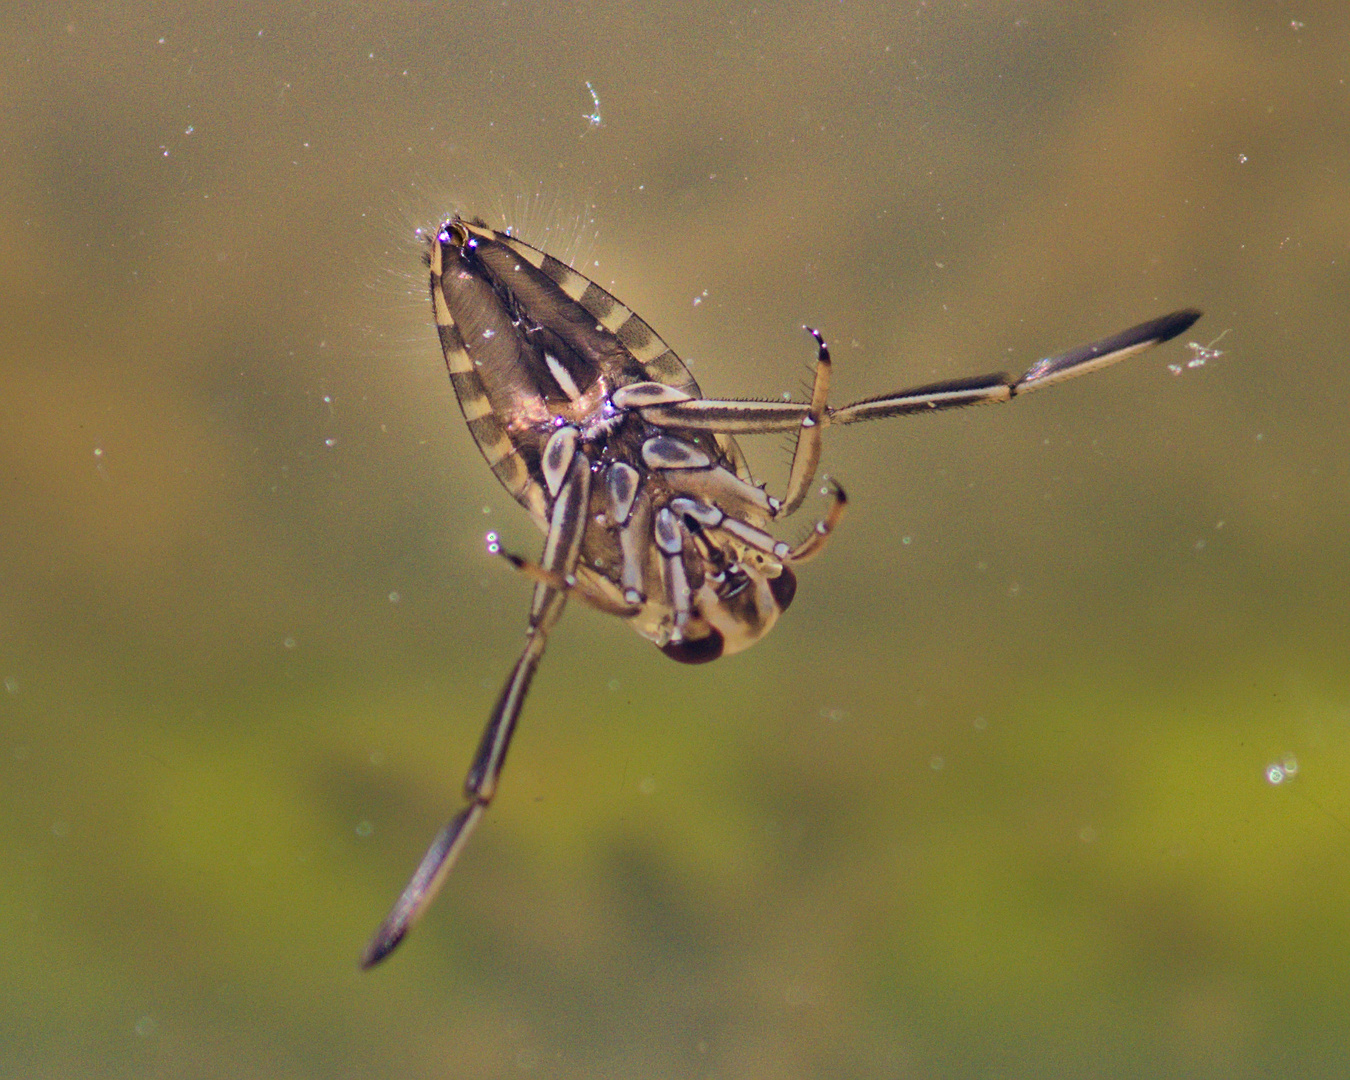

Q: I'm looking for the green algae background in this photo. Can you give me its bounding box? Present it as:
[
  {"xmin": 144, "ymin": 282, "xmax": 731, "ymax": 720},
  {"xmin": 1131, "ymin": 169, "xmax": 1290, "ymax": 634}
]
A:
[{"xmin": 3, "ymin": 3, "xmax": 1349, "ymax": 1077}]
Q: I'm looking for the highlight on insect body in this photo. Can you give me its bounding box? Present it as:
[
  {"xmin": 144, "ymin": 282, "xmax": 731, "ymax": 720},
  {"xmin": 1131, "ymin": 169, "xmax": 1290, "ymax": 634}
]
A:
[{"xmin": 360, "ymin": 214, "xmax": 1202, "ymax": 967}]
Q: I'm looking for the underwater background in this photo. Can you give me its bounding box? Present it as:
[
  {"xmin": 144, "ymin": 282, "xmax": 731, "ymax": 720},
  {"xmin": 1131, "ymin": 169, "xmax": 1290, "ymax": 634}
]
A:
[{"xmin": 3, "ymin": 3, "xmax": 1348, "ymax": 1077}]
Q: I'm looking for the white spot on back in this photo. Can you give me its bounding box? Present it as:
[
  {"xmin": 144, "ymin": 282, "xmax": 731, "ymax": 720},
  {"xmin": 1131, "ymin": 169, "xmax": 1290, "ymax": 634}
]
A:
[{"xmin": 545, "ymin": 352, "xmax": 582, "ymax": 400}]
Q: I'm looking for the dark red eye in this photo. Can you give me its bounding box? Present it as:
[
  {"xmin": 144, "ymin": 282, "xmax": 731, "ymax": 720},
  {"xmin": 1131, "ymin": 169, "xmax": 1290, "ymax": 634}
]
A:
[
  {"xmin": 768, "ymin": 566, "xmax": 797, "ymax": 612},
  {"xmin": 660, "ymin": 628, "xmax": 725, "ymax": 665}
]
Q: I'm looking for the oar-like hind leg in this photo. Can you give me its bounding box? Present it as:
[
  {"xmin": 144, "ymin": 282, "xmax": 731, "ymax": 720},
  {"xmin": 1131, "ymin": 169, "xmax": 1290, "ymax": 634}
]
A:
[{"xmin": 361, "ymin": 450, "xmax": 593, "ymax": 967}]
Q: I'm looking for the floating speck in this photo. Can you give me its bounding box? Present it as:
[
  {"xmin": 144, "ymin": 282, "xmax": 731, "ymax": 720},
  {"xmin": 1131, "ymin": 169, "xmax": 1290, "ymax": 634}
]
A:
[
  {"xmin": 1266, "ymin": 755, "xmax": 1297, "ymax": 785},
  {"xmin": 582, "ymin": 81, "xmax": 603, "ymax": 128}
]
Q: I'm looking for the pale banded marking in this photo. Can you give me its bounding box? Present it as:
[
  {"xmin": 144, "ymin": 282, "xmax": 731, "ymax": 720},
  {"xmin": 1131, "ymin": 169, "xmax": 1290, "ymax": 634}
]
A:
[
  {"xmin": 460, "ymin": 393, "xmax": 494, "ymax": 422},
  {"xmin": 545, "ymin": 352, "xmax": 584, "ymax": 401},
  {"xmin": 540, "ymin": 257, "xmax": 591, "ymax": 301},
  {"xmin": 577, "ymin": 282, "xmax": 617, "ymax": 323},
  {"xmin": 486, "ymin": 446, "xmax": 524, "ymax": 482},
  {"xmin": 597, "ymin": 303, "xmax": 633, "ymax": 334},
  {"xmin": 616, "ymin": 313, "xmax": 656, "ymax": 355},
  {"xmin": 489, "ymin": 454, "xmax": 529, "ymax": 495},
  {"xmin": 501, "ymin": 235, "xmax": 547, "ymax": 269},
  {"xmin": 438, "ymin": 328, "xmax": 474, "ymax": 374},
  {"xmin": 475, "ymin": 429, "xmax": 515, "ymax": 468},
  {"xmin": 432, "ymin": 284, "xmax": 455, "ymax": 328},
  {"xmin": 428, "ymin": 235, "xmax": 444, "ymax": 276},
  {"xmin": 627, "ymin": 334, "xmax": 674, "ymax": 364},
  {"xmin": 606, "ymin": 461, "xmax": 640, "ymax": 525},
  {"xmin": 654, "ymin": 507, "xmax": 683, "ymax": 555},
  {"xmin": 642, "ymin": 436, "xmax": 711, "ymax": 470},
  {"xmin": 641, "ymin": 350, "xmax": 699, "ymax": 394},
  {"xmin": 448, "ymin": 369, "xmax": 490, "ymax": 412},
  {"xmin": 612, "ymin": 382, "xmax": 693, "ymax": 408},
  {"xmin": 492, "ymin": 456, "xmax": 547, "ymax": 521},
  {"xmin": 541, "ymin": 426, "xmax": 578, "ymax": 497}
]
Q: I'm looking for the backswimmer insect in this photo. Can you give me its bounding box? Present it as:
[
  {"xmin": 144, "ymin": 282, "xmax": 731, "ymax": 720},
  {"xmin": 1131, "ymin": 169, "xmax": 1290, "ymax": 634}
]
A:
[{"xmin": 360, "ymin": 214, "xmax": 1201, "ymax": 967}]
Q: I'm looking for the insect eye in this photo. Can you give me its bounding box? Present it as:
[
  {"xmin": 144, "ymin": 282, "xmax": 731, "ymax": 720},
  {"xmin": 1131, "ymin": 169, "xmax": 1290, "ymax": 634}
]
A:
[
  {"xmin": 660, "ymin": 629, "xmax": 725, "ymax": 665},
  {"xmin": 438, "ymin": 219, "xmax": 472, "ymax": 248},
  {"xmin": 768, "ymin": 567, "xmax": 797, "ymax": 612}
]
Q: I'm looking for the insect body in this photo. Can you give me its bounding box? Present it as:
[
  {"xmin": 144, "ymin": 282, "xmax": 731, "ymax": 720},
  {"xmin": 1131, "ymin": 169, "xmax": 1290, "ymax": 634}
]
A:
[{"xmin": 361, "ymin": 214, "xmax": 1201, "ymax": 966}]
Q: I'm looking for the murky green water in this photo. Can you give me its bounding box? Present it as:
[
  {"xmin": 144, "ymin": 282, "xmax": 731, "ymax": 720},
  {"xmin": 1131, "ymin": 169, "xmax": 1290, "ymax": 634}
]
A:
[{"xmin": 4, "ymin": 3, "xmax": 1349, "ymax": 1077}]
